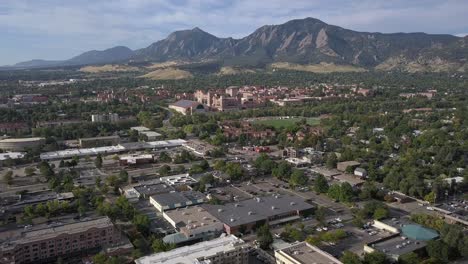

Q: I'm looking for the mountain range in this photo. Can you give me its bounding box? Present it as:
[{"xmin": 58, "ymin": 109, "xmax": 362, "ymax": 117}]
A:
[{"xmin": 8, "ymin": 17, "xmax": 468, "ymax": 72}]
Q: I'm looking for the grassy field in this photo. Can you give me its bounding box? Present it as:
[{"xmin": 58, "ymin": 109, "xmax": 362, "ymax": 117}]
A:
[
  {"xmin": 79, "ymin": 64, "xmax": 140, "ymax": 73},
  {"xmin": 140, "ymin": 68, "xmax": 193, "ymax": 80},
  {"xmin": 253, "ymin": 117, "xmax": 321, "ymax": 129},
  {"xmin": 270, "ymin": 62, "xmax": 367, "ymax": 73}
]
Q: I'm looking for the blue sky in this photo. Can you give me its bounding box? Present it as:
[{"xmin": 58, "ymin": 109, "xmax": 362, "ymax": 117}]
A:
[{"xmin": 1, "ymin": 0, "xmax": 467, "ymax": 65}]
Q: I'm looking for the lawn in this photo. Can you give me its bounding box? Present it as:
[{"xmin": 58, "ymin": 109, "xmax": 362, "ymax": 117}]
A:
[{"xmin": 253, "ymin": 117, "xmax": 321, "ymax": 129}]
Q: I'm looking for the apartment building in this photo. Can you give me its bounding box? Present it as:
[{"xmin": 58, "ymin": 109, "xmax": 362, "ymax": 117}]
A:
[{"xmin": 0, "ymin": 217, "xmax": 123, "ymax": 264}]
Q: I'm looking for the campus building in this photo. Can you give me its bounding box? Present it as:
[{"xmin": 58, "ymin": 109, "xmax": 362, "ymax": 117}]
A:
[{"xmin": 169, "ymin": 100, "xmax": 206, "ymax": 115}]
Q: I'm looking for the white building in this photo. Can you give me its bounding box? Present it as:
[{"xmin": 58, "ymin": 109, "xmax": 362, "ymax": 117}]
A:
[
  {"xmin": 275, "ymin": 242, "xmax": 342, "ymax": 264},
  {"xmin": 91, "ymin": 113, "xmax": 119, "ymax": 123},
  {"xmin": 135, "ymin": 235, "xmax": 249, "ymax": 264}
]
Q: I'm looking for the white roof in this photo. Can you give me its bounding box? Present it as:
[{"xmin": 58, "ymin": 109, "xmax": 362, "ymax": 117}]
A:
[
  {"xmin": 0, "ymin": 152, "xmax": 25, "ymax": 161},
  {"xmin": 131, "ymin": 126, "xmax": 150, "ymax": 132},
  {"xmin": 135, "ymin": 235, "xmax": 246, "ymax": 264},
  {"xmin": 141, "ymin": 131, "xmax": 162, "ymax": 137},
  {"xmin": 40, "ymin": 139, "xmax": 187, "ymax": 160}
]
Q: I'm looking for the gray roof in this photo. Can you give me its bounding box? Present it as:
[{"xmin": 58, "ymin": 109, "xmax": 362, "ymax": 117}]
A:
[
  {"xmin": 202, "ymin": 194, "xmax": 314, "ymax": 227},
  {"xmin": 171, "ymin": 100, "xmax": 201, "ymax": 108},
  {"xmin": 151, "ymin": 191, "xmax": 205, "ymax": 207},
  {"xmin": 134, "ymin": 183, "xmax": 174, "ymax": 196}
]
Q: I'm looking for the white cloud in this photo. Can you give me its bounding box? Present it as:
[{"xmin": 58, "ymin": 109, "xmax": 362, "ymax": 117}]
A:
[{"xmin": 1, "ymin": 0, "xmax": 467, "ymax": 64}]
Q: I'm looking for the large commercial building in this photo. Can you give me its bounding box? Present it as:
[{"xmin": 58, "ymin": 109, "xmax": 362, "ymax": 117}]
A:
[
  {"xmin": 275, "ymin": 242, "xmax": 343, "ymax": 264},
  {"xmin": 135, "ymin": 235, "xmax": 249, "ymax": 264},
  {"xmin": 0, "ymin": 137, "xmax": 45, "ymax": 151},
  {"xmin": 0, "ymin": 217, "xmax": 124, "ymax": 264},
  {"xmin": 202, "ymin": 194, "xmax": 314, "ymax": 235}
]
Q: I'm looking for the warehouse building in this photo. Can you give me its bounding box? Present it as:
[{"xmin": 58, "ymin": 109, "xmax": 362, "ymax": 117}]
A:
[
  {"xmin": 150, "ymin": 191, "xmax": 205, "ymax": 212},
  {"xmin": 202, "ymin": 194, "xmax": 314, "ymax": 235}
]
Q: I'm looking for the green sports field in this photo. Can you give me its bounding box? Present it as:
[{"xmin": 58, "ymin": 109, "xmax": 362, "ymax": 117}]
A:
[{"xmin": 252, "ymin": 117, "xmax": 321, "ymax": 129}]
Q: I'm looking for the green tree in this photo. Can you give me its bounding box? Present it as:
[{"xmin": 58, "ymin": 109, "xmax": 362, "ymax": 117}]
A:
[
  {"xmin": 159, "ymin": 165, "xmax": 171, "ymax": 176},
  {"xmin": 315, "ymin": 206, "xmax": 326, "ymax": 224},
  {"xmin": 328, "ymin": 184, "xmax": 341, "ymax": 201},
  {"xmin": 289, "ymin": 169, "xmax": 308, "ymax": 187},
  {"xmin": 272, "ymin": 161, "xmax": 292, "ymax": 180},
  {"xmin": 373, "ymin": 207, "xmax": 389, "ymax": 220},
  {"xmin": 158, "ymin": 151, "xmax": 172, "ymax": 163},
  {"xmin": 339, "ymin": 182, "xmax": 354, "ymax": 202},
  {"xmin": 363, "ymin": 251, "xmax": 388, "ymax": 264},
  {"xmin": 256, "ymin": 224, "xmax": 273, "ymax": 249},
  {"xmin": 340, "ymin": 251, "xmax": 363, "ymax": 264},
  {"xmin": 426, "ymin": 240, "xmax": 450, "ymax": 262},
  {"xmin": 424, "ymin": 191, "xmax": 436, "ymax": 204},
  {"xmin": 398, "ymin": 252, "xmax": 420, "ymax": 264},
  {"xmin": 3, "ymin": 171, "xmax": 13, "ymax": 185},
  {"xmin": 152, "ymin": 239, "xmax": 176, "ymax": 253},
  {"xmin": 133, "ymin": 214, "xmax": 150, "ymax": 235},
  {"xmin": 25, "ymin": 167, "xmax": 35, "ymax": 176},
  {"xmin": 314, "ymin": 174, "xmax": 329, "ymax": 193},
  {"xmin": 326, "ymin": 153, "xmax": 338, "ymax": 169},
  {"xmin": 95, "ymin": 154, "xmax": 103, "ymax": 169}
]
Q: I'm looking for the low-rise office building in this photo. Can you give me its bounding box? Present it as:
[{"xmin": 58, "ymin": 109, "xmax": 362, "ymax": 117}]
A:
[
  {"xmin": 162, "ymin": 205, "xmax": 224, "ymax": 245},
  {"xmin": 0, "ymin": 137, "xmax": 45, "ymax": 151},
  {"xmin": 0, "ymin": 217, "xmax": 124, "ymax": 264},
  {"xmin": 135, "ymin": 235, "xmax": 249, "ymax": 264},
  {"xmin": 275, "ymin": 241, "xmax": 343, "ymax": 264},
  {"xmin": 366, "ymin": 219, "xmax": 439, "ymax": 261},
  {"xmin": 119, "ymin": 154, "xmax": 154, "ymax": 166},
  {"xmin": 150, "ymin": 191, "xmax": 205, "ymax": 212}
]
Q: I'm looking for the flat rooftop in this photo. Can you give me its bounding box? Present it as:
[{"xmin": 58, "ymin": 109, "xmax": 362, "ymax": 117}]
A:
[
  {"xmin": 151, "ymin": 191, "xmax": 205, "ymax": 207},
  {"xmin": 164, "ymin": 205, "xmax": 223, "ymax": 233},
  {"xmin": 134, "ymin": 182, "xmax": 174, "ymax": 196},
  {"xmin": 159, "ymin": 174, "xmax": 197, "ymax": 185},
  {"xmin": 135, "ymin": 235, "xmax": 247, "ymax": 264},
  {"xmin": 333, "ymin": 173, "xmax": 365, "ymax": 186},
  {"xmin": 202, "ymin": 194, "xmax": 314, "ymax": 227},
  {"xmin": 369, "ymin": 235, "xmax": 427, "ymax": 258},
  {"xmin": 310, "ymin": 166, "xmax": 341, "ymax": 177},
  {"xmin": 0, "ymin": 137, "xmax": 44, "ymax": 143},
  {"xmin": 0, "ymin": 217, "xmax": 113, "ymax": 250},
  {"xmin": 277, "ymin": 242, "xmax": 342, "ymax": 264},
  {"xmin": 131, "ymin": 126, "xmax": 150, "ymax": 132},
  {"xmin": 40, "ymin": 139, "xmax": 186, "ymax": 160},
  {"xmin": 79, "ymin": 135, "xmax": 120, "ymax": 141}
]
